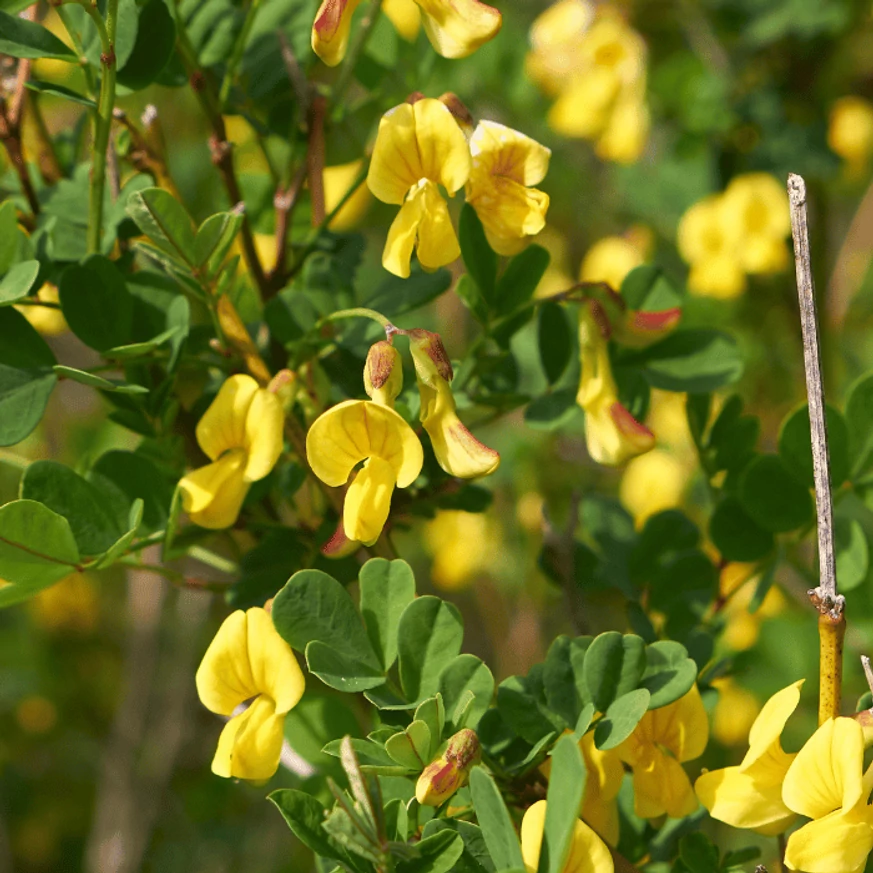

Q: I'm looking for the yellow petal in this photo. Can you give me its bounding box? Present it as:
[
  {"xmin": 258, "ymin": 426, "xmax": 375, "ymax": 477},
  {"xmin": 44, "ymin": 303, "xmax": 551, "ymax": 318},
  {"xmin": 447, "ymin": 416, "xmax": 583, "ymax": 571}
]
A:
[
  {"xmin": 722, "ymin": 172, "xmax": 791, "ymax": 241},
  {"xmin": 783, "ymin": 717, "xmax": 866, "ymax": 819},
  {"xmin": 211, "ymin": 695, "xmax": 286, "ymax": 780},
  {"xmin": 306, "ymin": 399, "xmax": 423, "ymax": 488},
  {"xmin": 196, "ymin": 610, "xmax": 258, "ymax": 715},
  {"xmin": 520, "ymin": 800, "xmax": 615, "ymax": 873},
  {"xmin": 311, "ymin": 0, "xmax": 361, "ymax": 66},
  {"xmin": 580, "ymin": 236, "xmax": 645, "ymax": 291},
  {"xmin": 419, "ymin": 379, "xmax": 500, "ymax": 478},
  {"xmin": 829, "ymin": 96, "xmax": 873, "ymax": 165},
  {"xmin": 470, "ymin": 121, "xmax": 552, "ymax": 187},
  {"xmin": 196, "ymin": 374, "xmax": 259, "ymax": 461},
  {"xmin": 324, "ymin": 160, "xmax": 372, "ymax": 231},
  {"xmin": 548, "ymin": 68, "xmax": 620, "ymax": 139},
  {"xmin": 687, "ymin": 257, "xmax": 747, "ymax": 299},
  {"xmin": 383, "ymin": 190, "xmax": 423, "ymax": 278},
  {"xmin": 595, "ymin": 95, "xmax": 649, "ymax": 164},
  {"xmin": 179, "ymin": 450, "xmax": 250, "ymax": 529},
  {"xmin": 382, "ymin": 0, "xmax": 421, "ymax": 40},
  {"xmin": 343, "ymin": 456, "xmax": 398, "ymax": 546},
  {"xmin": 785, "ymin": 808, "xmax": 873, "ymax": 873},
  {"xmin": 243, "ymin": 389, "xmax": 285, "ymax": 481},
  {"xmin": 744, "ymin": 679, "xmax": 803, "ymax": 769},
  {"xmin": 242, "ymin": 607, "xmax": 306, "ymax": 714},
  {"xmin": 580, "ymin": 732, "xmax": 623, "ymax": 845},
  {"xmin": 415, "ymin": 0, "xmax": 501, "ymax": 59},
  {"xmin": 413, "ymin": 180, "xmax": 462, "ymax": 270},
  {"xmin": 581, "ymin": 397, "xmax": 655, "ymax": 467},
  {"xmin": 468, "ymin": 174, "xmax": 549, "ymax": 257},
  {"xmin": 631, "ymin": 748, "xmax": 697, "ymax": 819}
]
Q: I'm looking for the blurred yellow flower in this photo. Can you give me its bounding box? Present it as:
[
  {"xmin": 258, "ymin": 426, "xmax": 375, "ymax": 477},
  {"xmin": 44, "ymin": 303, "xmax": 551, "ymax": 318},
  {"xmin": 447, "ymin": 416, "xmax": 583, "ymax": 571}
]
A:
[
  {"xmin": 580, "ymin": 231, "xmax": 648, "ymax": 292},
  {"xmin": 15, "ymin": 695, "xmax": 58, "ymax": 734},
  {"xmin": 324, "ymin": 160, "xmax": 371, "ymax": 230},
  {"xmin": 520, "ymin": 799, "xmax": 614, "ymax": 873},
  {"xmin": 408, "ymin": 329, "xmax": 500, "ymax": 478},
  {"xmin": 619, "ymin": 449, "xmax": 688, "ymax": 525},
  {"xmin": 466, "ymin": 121, "xmax": 551, "ymax": 256},
  {"xmin": 696, "ymin": 680, "xmax": 802, "ymax": 835},
  {"xmin": 577, "ymin": 302, "xmax": 654, "ymax": 466},
  {"xmin": 829, "ymin": 96, "xmax": 873, "ymax": 172},
  {"xmin": 179, "ymin": 375, "xmax": 285, "ymax": 529},
  {"xmin": 382, "ymin": 0, "xmax": 421, "ymax": 41},
  {"xmin": 719, "ymin": 563, "xmax": 786, "ymax": 652},
  {"xmin": 710, "ymin": 678, "xmax": 760, "ymax": 747},
  {"xmin": 616, "ymin": 685, "xmax": 709, "ymax": 819},
  {"xmin": 196, "ymin": 607, "xmax": 305, "ymax": 780},
  {"xmin": 367, "ymin": 98, "xmax": 471, "ymax": 277},
  {"xmin": 534, "ymin": 227, "xmax": 574, "ymax": 298},
  {"xmin": 425, "ymin": 510, "xmax": 498, "ymax": 590},
  {"xmin": 29, "ymin": 573, "xmax": 98, "ymax": 633},
  {"xmin": 526, "ymin": 0, "xmax": 595, "ymax": 95},
  {"xmin": 16, "ymin": 284, "xmax": 68, "ymax": 336}
]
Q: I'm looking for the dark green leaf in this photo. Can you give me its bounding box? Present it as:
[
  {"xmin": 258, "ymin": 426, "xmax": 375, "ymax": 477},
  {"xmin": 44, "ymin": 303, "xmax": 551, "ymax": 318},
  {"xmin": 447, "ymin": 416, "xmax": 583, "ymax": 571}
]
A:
[
  {"xmin": 398, "ymin": 596, "xmax": 464, "ymax": 702},
  {"xmin": 25, "ymin": 80, "xmax": 96, "ymax": 107},
  {"xmin": 268, "ymin": 789, "xmax": 345, "ymax": 862},
  {"xmin": 359, "ymin": 558, "xmax": 416, "ymax": 671},
  {"xmin": 438, "ymin": 654, "xmax": 495, "ymax": 730},
  {"xmin": 0, "ymin": 260, "xmax": 40, "ymax": 304},
  {"xmin": 640, "ymin": 640, "xmax": 697, "ymax": 709},
  {"xmin": 496, "ymin": 245, "xmax": 550, "ymax": 315},
  {"xmin": 709, "ymin": 497, "xmax": 774, "ymax": 562},
  {"xmin": 539, "ymin": 735, "xmax": 586, "ymax": 873},
  {"xmin": 620, "ymin": 265, "xmax": 683, "ymax": 311},
  {"xmin": 583, "ymin": 632, "xmax": 647, "ymax": 712},
  {"xmin": 845, "ymin": 371, "xmax": 873, "ymax": 478},
  {"xmin": 53, "ymin": 365, "xmax": 148, "ymax": 395},
  {"xmin": 709, "ymin": 395, "xmax": 759, "ymax": 474},
  {"xmin": 459, "ymin": 204, "xmax": 497, "ymax": 305},
  {"xmin": 538, "ymin": 301, "xmax": 572, "ymax": 385},
  {"xmin": 779, "ymin": 404, "xmax": 849, "ymax": 488},
  {"xmin": 542, "ymin": 636, "xmax": 584, "ymax": 727},
  {"xmin": 835, "ymin": 516, "xmax": 869, "ymax": 592},
  {"xmin": 0, "ymin": 10, "xmax": 76, "ymax": 59},
  {"xmin": 193, "ymin": 210, "xmax": 243, "ymax": 272},
  {"xmin": 593, "ymin": 688, "xmax": 650, "ymax": 750},
  {"xmin": 306, "ymin": 641, "xmax": 386, "ymax": 692},
  {"xmin": 524, "ymin": 388, "xmax": 581, "ymax": 431},
  {"xmin": 117, "ymin": 0, "xmax": 176, "ymax": 90},
  {"xmin": 635, "ymin": 330, "xmax": 743, "ymax": 392},
  {"xmin": 126, "ymin": 188, "xmax": 197, "ymax": 265},
  {"xmin": 396, "ymin": 830, "xmax": 464, "ymax": 873},
  {"xmin": 469, "ymin": 767, "xmax": 525, "ymax": 871},
  {"xmin": 92, "ymin": 499, "xmax": 143, "ymax": 569},
  {"xmin": 455, "ymin": 274, "xmax": 488, "ymax": 323},
  {"xmin": 364, "ymin": 268, "xmax": 452, "ymax": 319},
  {"xmin": 739, "ymin": 454, "xmax": 813, "ymax": 533},
  {"xmin": 679, "ymin": 832, "xmax": 719, "ymax": 873}
]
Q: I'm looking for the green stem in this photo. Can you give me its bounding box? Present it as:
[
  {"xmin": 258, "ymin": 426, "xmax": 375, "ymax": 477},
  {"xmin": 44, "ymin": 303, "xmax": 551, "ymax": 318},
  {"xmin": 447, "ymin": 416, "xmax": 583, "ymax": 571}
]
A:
[
  {"xmin": 217, "ymin": 0, "xmax": 264, "ymax": 108},
  {"xmin": 319, "ymin": 307, "xmax": 392, "ymax": 329},
  {"xmin": 187, "ymin": 545, "xmax": 238, "ymax": 574},
  {"xmin": 86, "ymin": 0, "xmax": 118, "ymax": 254}
]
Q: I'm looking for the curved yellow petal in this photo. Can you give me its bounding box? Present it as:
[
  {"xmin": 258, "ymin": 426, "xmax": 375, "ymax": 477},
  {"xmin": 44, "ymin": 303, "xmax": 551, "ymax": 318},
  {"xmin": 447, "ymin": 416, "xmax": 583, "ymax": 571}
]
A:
[
  {"xmin": 306, "ymin": 399, "xmax": 423, "ymax": 488},
  {"xmin": 744, "ymin": 679, "xmax": 803, "ymax": 769},
  {"xmin": 548, "ymin": 68, "xmax": 619, "ymax": 139},
  {"xmin": 195, "ymin": 374, "xmax": 259, "ymax": 461},
  {"xmin": 696, "ymin": 764, "xmax": 796, "ymax": 834},
  {"xmin": 631, "ymin": 749, "xmax": 697, "ymax": 819},
  {"xmin": 412, "ymin": 98, "xmax": 471, "ymax": 194},
  {"xmin": 468, "ymin": 174, "xmax": 549, "ymax": 257},
  {"xmin": 413, "ymin": 181, "xmax": 462, "ymax": 270},
  {"xmin": 383, "ymin": 190, "xmax": 424, "ymax": 278},
  {"xmin": 312, "ymin": 0, "xmax": 361, "ymax": 66},
  {"xmin": 343, "ymin": 456, "xmax": 398, "ymax": 546},
  {"xmin": 243, "ymin": 389, "xmax": 285, "ymax": 481},
  {"xmin": 595, "ymin": 95, "xmax": 649, "ymax": 164},
  {"xmin": 580, "ymin": 733, "xmax": 623, "ymax": 845},
  {"xmin": 244, "ymin": 607, "xmax": 305, "ymax": 714},
  {"xmin": 382, "ymin": 0, "xmax": 421, "ymax": 40},
  {"xmin": 783, "ymin": 717, "xmax": 866, "ymax": 819},
  {"xmin": 785, "ymin": 808, "xmax": 873, "ymax": 873},
  {"xmin": 419, "ymin": 379, "xmax": 499, "ymax": 478},
  {"xmin": 196, "ymin": 610, "xmax": 258, "ymax": 715},
  {"xmin": 211, "ymin": 695, "xmax": 286, "ymax": 780},
  {"xmin": 520, "ymin": 800, "xmax": 614, "ymax": 873},
  {"xmin": 470, "ymin": 121, "xmax": 552, "ymax": 187},
  {"xmin": 415, "ymin": 0, "xmax": 501, "ymax": 59},
  {"xmin": 179, "ymin": 450, "xmax": 250, "ymax": 529}
]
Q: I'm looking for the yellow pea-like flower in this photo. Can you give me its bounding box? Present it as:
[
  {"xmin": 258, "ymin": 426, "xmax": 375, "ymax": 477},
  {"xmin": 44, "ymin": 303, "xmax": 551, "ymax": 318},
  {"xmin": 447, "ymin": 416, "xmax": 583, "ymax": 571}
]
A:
[
  {"xmin": 179, "ymin": 374, "xmax": 285, "ymax": 529},
  {"xmin": 695, "ymin": 680, "xmax": 803, "ymax": 835},
  {"xmin": 576, "ymin": 303, "xmax": 654, "ymax": 467},
  {"xmin": 306, "ymin": 400, "xmax": 423, "ymax": 545},
  {"xmin": 580, "ymin": 233, "xmax": 647, "ymax": 293},
  {"xmin": 520, "ymin": 800, "xmax": 614, "ymax": 873},
  {"xmin": 16, "ymin": 284, "xmax": 68, "ymax": 336},
  {"xmin": 381, "ymin": 0, "xmax": 421, "ymax": 41},
  {"xmin": 829, "ymin": 96, "xmax": 873, "ymax": 171},
  {"xmin": 408, "ymin": 329, "xmax": 500, "ymax": 479},
  {"xmin": 367, "ymin": 98, "xmax": 471, "ymax": 278},
  {"xmin": 465, "ymin": 120, "xmax": 551, "ymax": 256},
  {"xmin": 616, "ymin": 685, "xmax": 709, "ymax": 819},
  {"xmin": 195, "ymin": 607, "xmax": 305, "ymax": 780},
  {"xmin": 311, "ymin": 0, "xmax": 362, "ymax": 67},
  {"xmin": 526, "ymin": 0, "xmax": 594, "ymax": 96}
]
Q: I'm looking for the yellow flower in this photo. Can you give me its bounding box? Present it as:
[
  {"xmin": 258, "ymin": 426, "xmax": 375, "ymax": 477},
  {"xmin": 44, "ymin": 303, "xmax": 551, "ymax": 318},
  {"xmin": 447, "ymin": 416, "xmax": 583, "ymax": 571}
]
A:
[
  {"xmin": 311, "ymin": 0, "xmax": 361, "ymax": 67},
  {"xmin": 594, "ymin": 89, "xmax": 649, "ymax": 164},
  {"xmin": 576, "ymin": 302, "xmax": 655, "ymax": 466},
  {"xmin": 520, "ymin": 799, "xmax": 614, "ymax": 873},
  {"xmin": 368, "ymin": 98, "xmax": 471, "ymax": 277},
  {"xmin": 783, "ymin": 717, "xmax": 873, "ymax": 873},
  {"xmin": 16, "ymin": 284, "xmax": 68, "ymax": 336},
  {"xmin": 196, "ymin": 607, "xmax": 305, "ymax": 780},
  {"xmin": 29, "ymin": 573, "xmax": 98, "ymax": 633},
  {"xmin": 408, "ymin": 329, "xmax": 500, "ymax": 478},
  {"xmin": 425, "ymin": 509, "xmax": 499, "ymax": 590},
  {"xmin": 526, "ymin": 0, "xmax": 595, "ymax": 96},
  {"xmin": 306, "ymin": 400, "xmax": 423, "ymax": 545},
  {"xmin": 616, "ymin": 685, "xmax": 709, "ymax": 819},
  {"xmin": 677, "ymin": 194, "xmax": 746, "ymax": 299},
  {"xmin": 580, "ymin": 233, "xmax": 647, "ymax": 292},
  {"xmin": 829, "ymin": 96, "xmax": 873, "ymax": 171},
  {"xmin": 710, "ymin": 678, "xmax": 761, "ymax": 748},
  {"xmin": 382, "ymin": 0, "xmax": 421, "ymax": 41},
  {"xmin": 619, "ymin": 449, "xmax": 688, "ymax": 526},
  {"xmin": 721, "ymin": 173, "xmax": 789, "ymax": 275},
  {"xmin": 324, "ymin": 160, "xmax": 371, "ymax": 231},
  {"xmin": 179, "ymin": 375, "xmax": 285, "ymax": 529},
  {"xmin": 465, "ymin": 121, "xmax": 551, "ymax": 256},
  {"xmin": 695, "ymin": 680, "xmax": 803, "ymax": 835}
]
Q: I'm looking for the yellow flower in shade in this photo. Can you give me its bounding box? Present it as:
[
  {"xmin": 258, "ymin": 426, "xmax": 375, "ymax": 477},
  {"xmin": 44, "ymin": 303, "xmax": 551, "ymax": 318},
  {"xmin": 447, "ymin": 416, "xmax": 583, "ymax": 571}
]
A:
[
  {"xmin": 196, "ymin": 607, "xmax": 305, "ymax": 780},
  {"xmin": 425, "ymin": 510, "xmax": 499, "ymax": 591},
  {"xmin": 721, "ymin": 173, "xmax": 789, "ymax": 275},
  {"xmin": 829, "ymin": 96, "xmax": 873, "ymax": 172},
  {"xmin": 718, "ymin": 562, "xmax": 786, "ymax": 652},
  {"xmin": 594, "ymin": 90, "xmax": 650, "ymax": 164},
  {"xmin": 382, "ymin": 0, "xmax": 421, "ymax": 41},
  {"xmin": 616, "ymin": 685, "xmax": 709, "ymax": 819},
  {"xmin": 179, "ymin": 375, "xmax": 285, "ymax": 529},
  {"xmin": 580, "ymin": 232, "xmax": 648, "ymax": 293},
  {"xmin": 16, "ymin": 284, "xmax": 68, "ymax": 336},
  {"xmin": 368, "ymin": 98, "xmax": 471, "ymax": 277},
  {"xmin": 710, "ymin": 678, "xmax": 761, "ymax": 748},
  {"xmin": 526, "ymin": 0, "xmax": 594, "ymax": 96},
  {"xmin": 29, "ymin": 573, "xmax": 98, "ymax": 634},
  {"xmin": 520, "ymin": 800, "xmax": 614, "ymax": 873},
  {"xmin": 324, "ymin": 160, "xmax": 371, "ymax": 231},
  {"xmin": 619, "ymin": 449, "xmax": 688, "ymax": 526},
  {"xmin": 465, "ymin": 121, "xmax": 551, "ymax": 256},
  {"xmin": 677, "ymin": 195, "xmax": 745, "ymax": 300},
  {"xmin": 576, "ymin": 302, "xmax": 654, "ymax": 467},
  {"xmin": 408, "ymin": 329, "xmax": 500, "ymax": 478},
  {"xmin": 782, "ymin": 717, "xmax": 873, "ymax": 873},
  {"xmin": 695, "ymin": 680, "xmax": 803, "ymax": 835}
]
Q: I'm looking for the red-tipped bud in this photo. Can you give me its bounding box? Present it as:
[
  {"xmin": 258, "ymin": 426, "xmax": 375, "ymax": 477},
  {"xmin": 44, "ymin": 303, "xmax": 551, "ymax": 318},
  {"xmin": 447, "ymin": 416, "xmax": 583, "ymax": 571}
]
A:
[
  {"xmin": 364, "ymin": 341, "xmax": 403, "ymax": 406},
  {"xmin": 415, "ymin": 729, "xmax": 481, "ymax": 806}
]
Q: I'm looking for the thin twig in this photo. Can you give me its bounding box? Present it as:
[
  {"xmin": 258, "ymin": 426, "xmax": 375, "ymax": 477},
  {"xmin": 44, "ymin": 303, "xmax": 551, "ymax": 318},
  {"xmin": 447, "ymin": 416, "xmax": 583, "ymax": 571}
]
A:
[{"xmin": 862, "ymin": 655, "xmax": 873, "ymax": 695}]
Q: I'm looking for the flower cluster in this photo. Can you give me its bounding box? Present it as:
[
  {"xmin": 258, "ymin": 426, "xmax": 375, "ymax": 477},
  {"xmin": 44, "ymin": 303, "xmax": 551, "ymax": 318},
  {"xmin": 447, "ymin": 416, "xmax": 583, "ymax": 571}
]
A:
[
  {"xmin": 677, "ymin": 173, "xmax": 790, "ymax": 300},
  {"xmin": 526, "ymin": 0, "xmax": 649, "ymax": 164},
  {"xmin": 368, "ymin": 95, "xmax": 551, "ymax": 277},
  {"xmin": 307, "ymin": 329, "xmax": 499, "ymax": 547},
  {"xmin": 311, "ymin": 0, "xmax": 501, "ymax": 67}
]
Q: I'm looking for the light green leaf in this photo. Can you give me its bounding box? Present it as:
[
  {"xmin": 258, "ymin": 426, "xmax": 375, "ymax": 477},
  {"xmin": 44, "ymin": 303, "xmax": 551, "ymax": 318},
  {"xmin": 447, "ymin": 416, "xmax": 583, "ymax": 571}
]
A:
[
  {"xmin": 539, "ymin": 735, "xmax": 586, "ymax": 873},
  {"xmin": 0, "ymin": 9, "xmax": 76, "ymax": 59},
  {"xmin": 593, "ymin": 688, "xmax": 651, "ymax": 750},
  {"xmin": 438, "ymin": 655, "xmax": 494, "ymax": 730},
  {"xmin": 0, "ymin": 260, "xmax": 40, "ymax": 304},
  {"xmin": 469, "ymin": 767, "xmax": 525, "ymax": 871},
  {"xmin": 583, "ymin": 632, "xmax": 647, "ymax": 712},
  {"xmin": 53, "ymin": 365, "xmax": 148, "ymax": 395},
  {"xmin": 126, "ymin": 188, "xmax": 198, "ymax": 266},
  {"xmin": 359, "ymin": 557, "xmax": 416, "ymax": 671}
]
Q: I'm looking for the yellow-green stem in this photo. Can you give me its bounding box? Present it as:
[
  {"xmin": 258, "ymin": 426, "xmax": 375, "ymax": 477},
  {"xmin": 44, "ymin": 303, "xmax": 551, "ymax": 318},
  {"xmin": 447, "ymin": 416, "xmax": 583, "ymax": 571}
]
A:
[{"xmin": 818, "ymin": 612, "xmax": 845, "ymax": 724}]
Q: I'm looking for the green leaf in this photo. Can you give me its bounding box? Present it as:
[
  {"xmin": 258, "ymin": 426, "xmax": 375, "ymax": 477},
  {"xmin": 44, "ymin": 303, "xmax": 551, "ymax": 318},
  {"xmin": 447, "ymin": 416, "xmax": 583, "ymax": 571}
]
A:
[
  {"xmin": 538, "ymin": 302, "xmax": 572, "ymax": 385},
  {"xmin": 455, "ymin": 274, "xmax": 489, "ymax": 323},
  {"xmin": 739, "ymin": 454, "xmax": 813, "ymax": 533},
  {"xmin": 438, "ymin": 654, "xmax": 495, "ymax": 730},
  {"xmin": 59, "ymin": 255, "xmax": 134, "ymax": 352},
  {"xmin": 303, "ymin": 641, "xmax": 386, "ymax": 693},
  {"xmin": 708, "ymin": 395, "xmax": 759, "ymax": 473},
  {"xmin": 0, "ymin": 307, "xmax": 57, "ymax": 446},
  {"xmin": 686, "ymin": 392, "xmax": 711, "ymax": 447},
  {"xmin": 620, "ymin": 265, "xmax": 683, "ymax": 311},
  {"xmin": 679, "ymin": 832, "xmax": 719, "ymax": 873},
  {"xmin": 583, "ymin": 632, "xmax": 647, "ymax": 712},
  {"xmin": 20, "ymin": 460, "xmax": 126, "ymax": 557},
  {"xmin": 193, "ymin": 210, "xmax": 243, "ymax": 272},
  {"xmin": 640, "ymin": 640, "xmax": 697, "ymax": 709},
  {"xmin": 524, "ymin": 388, "xmax": 581, "ymax": 431},
  {"xmin": 396, "ymin": 830, "xmax": 464, "ymax": 873},
  {"xmin": 779, "ymin": 404, "xmax": 850, "ymax": 488},
  {"xmin": 846, "ymin": 371, "xmax": 873, "ymax": 478},
  {"xmin": 92, "ymin": 499, "xmax": 143, "ymax": 569},
  {"xmin": 364, "ymin": 268, "xmax": 452, "ymax": 319},
  {"xmin": 385, "ymin": 720, "xmax": 431, "ymax": 770},
  {"xmin": 126, "ymin": 188, "xmax": 197, "ymax": 266},
  {"xmin": 497, "ymin": 668, "xmax": 564, "ymax": 744},
  {"xmin": 25, "ymin": 80, "xmax": 96, "ymax": 107},
  {"xmin": 0, "ymin": 499, "xmax": 80, "ymax": 607},
  {"xmin": 538, "ymin": 735, "xmax": 586, "ymax": 873},
  {"xmin": 634, "ymin": 329, "xmax": 743, "ymax": 392},
  {"xmin": 459, "ymin": 204, "xmax": 497, "ymax": 305},
  {"xmin": 63, "ymin": 0, "xmax": 138, "ymax": 68},
  {"xmin": 0, "ymin": 10, "xmax": 76, "ymax": 59},
  {"xmin": 469, "ymin": 767, "xmax": 525, "ymax": 871},
  {"xmin": 709, "ymin": 496, "xmax": 774, "ymax": 562},
  {"xmin": 117, "ymin": 0, "xmax": 176, "ymax": 89},
  {"xmin": 422, "ymin": 821, "xmax": 496, "ymax": 873},
  {"xmin": 359, "ymin": 558, "xmax": 416, "ymax": 671},
  {"xmin": 415, "ymin": 696, "xmax": 445, "ymax": 755},
  {"xmin": 268, "ymin": 789, "xmax": 346, "ymax": 862},
  {"xmin": 398, "ymin": 596, "xmax": 464, "ymax": 703},
  {"xmin": 835, "ymin": 516, "xmax": 869, "ymax": 592},
  {"xmin": 53, "ymin": 365, "xmax": 148, "ymax": 395},
  {"xmin": 542, "ymin": 636, "xmax": 584, "ymax": 727},
  {"xmin": 103, "ymin": 326, "xmax": 180, "ymax": 359},
  {"xmin": 0, "ymin": 261, "xmax": 40, "ymax": 305},
  {"xmin": 593, "ymin": 688, "xmax": 651, "ymax": 750},
  {"xmin": 90, "ymin": 450, "xmax": 172, "ymax": 535},
  {"xmin": 0, "ymin": 201, "xmax": 20, "ymax": 273},
  {"xmin": 496, "ymin": 245, "xmax": 550, "ymax": 315}
]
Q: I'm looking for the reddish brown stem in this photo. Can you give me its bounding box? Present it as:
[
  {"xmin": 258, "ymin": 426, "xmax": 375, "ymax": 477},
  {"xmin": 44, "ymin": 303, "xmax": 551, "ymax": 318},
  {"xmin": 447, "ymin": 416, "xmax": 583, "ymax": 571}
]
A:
[{"xmin": 307, "ymin": 95, "xmax": 327, "ymax": 226}]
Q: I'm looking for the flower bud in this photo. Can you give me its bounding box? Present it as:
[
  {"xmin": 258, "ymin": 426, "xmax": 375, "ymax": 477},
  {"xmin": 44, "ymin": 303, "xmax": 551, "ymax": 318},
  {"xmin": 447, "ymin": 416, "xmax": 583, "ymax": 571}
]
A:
[
  {"xmin": 415, "ymin": 729, "xmax": 481, "ymax": 806},
  {"xmin": 364, "ymin": 341, "xmax": 403, "ymax": 407},
  {"xmin": 407, "ymin": 329, "xmax": 454, "ymax": 386},
  {"xmin": 853, "ymin": 708, "xmax": 873, "ymax": 746},
  {"xmin": 439, "ymin": 92, "xmax": 474, "ymax": 137}
]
